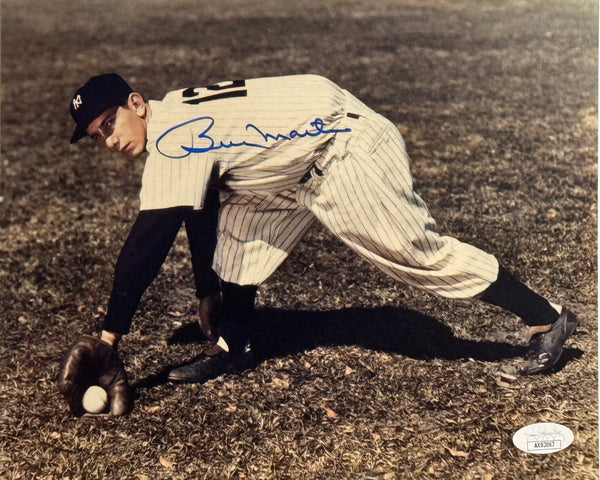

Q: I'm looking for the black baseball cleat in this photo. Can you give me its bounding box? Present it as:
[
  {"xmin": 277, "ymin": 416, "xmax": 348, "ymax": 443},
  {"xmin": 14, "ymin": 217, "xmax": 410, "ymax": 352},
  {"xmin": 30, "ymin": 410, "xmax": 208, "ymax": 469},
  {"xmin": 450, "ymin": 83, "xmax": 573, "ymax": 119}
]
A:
[
  {"xmin": 168, "ymin": 344, "xmax": 256, "ymax": 383},
  {"xmin": 521, "ymin": 307, "xmax": 579, "ymax": 375}
]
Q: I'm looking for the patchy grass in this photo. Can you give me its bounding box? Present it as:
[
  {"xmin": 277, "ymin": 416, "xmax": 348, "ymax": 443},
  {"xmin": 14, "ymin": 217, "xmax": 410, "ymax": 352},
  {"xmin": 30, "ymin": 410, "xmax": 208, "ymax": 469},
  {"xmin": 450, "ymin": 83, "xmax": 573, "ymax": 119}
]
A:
[{"xmin": 1, "ymin": 0, "xmax": 597, "ymax": 479}]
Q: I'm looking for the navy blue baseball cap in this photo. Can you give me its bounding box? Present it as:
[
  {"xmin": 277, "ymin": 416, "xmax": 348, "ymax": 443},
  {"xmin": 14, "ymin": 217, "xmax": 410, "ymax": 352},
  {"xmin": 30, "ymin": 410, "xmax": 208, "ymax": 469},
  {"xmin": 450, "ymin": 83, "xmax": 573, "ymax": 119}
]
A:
[{"xmin": 69, "ymin": 73, "xmax": 133, "ymax": 143}]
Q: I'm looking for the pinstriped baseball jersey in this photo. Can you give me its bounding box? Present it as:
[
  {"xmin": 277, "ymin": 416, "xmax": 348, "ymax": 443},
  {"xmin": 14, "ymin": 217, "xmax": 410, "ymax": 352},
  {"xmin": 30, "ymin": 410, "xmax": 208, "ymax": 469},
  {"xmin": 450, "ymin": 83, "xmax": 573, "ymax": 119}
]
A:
[
  {"xmin": 140, "ymin": 75, "xmax": 350, "ymax": 210},
  {"xmin": 139, "ymin": 74, "xmax": 499, "ymax": 299}
]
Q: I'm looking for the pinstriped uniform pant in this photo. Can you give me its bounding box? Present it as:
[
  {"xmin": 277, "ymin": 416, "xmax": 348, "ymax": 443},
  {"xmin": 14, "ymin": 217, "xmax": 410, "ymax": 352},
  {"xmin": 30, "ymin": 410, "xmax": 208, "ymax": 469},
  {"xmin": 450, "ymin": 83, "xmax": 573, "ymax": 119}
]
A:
[{"xmin": 213, "ymin": 94, "xmax": 499, "ymax": 299}]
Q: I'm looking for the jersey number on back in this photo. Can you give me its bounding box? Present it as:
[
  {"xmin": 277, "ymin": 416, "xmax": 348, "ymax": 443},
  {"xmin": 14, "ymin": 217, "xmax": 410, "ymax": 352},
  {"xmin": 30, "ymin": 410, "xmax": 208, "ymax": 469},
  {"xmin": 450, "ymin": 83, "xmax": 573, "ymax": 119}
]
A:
[{"xmin": 182, "ymin": 80, "xmax": 247, "ymax": 104}]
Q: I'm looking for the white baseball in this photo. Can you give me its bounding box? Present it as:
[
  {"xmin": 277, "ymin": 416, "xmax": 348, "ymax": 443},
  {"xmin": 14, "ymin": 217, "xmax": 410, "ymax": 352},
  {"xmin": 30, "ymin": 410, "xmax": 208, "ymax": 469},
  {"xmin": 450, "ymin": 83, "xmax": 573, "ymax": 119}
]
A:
[{"xmin": 82, "ymin": 385, "xmax": 108, "ymax": 413}]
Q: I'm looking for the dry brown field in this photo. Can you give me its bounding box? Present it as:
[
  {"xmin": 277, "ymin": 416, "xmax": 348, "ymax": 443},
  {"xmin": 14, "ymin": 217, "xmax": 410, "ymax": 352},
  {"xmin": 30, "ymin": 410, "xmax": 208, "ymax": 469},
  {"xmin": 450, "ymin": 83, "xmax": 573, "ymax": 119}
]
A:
[{"xmin": 1, "ymin": 1, "xmax": 597, "ymax": 478}]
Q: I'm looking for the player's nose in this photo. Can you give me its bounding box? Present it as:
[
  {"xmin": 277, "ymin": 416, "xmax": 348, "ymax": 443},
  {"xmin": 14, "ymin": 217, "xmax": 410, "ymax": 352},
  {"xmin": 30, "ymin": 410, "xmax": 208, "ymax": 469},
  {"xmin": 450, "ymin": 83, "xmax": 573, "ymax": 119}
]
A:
[{"xmin": 105, "ymin": 134, "xmax": 119, "ymax": 150}]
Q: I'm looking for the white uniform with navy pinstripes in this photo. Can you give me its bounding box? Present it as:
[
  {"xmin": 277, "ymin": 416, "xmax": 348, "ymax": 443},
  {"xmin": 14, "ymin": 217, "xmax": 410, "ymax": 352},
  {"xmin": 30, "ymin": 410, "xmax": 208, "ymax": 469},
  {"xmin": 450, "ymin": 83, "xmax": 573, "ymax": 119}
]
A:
[{"xmin": 140, "ymin": 74, "xmax": 499, "ymax": 298}]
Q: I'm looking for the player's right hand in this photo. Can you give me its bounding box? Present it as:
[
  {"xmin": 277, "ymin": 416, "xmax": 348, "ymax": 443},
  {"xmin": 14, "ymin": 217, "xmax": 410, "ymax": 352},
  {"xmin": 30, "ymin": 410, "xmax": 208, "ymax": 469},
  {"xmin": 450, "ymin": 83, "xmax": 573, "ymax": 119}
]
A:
[
  {"xmin": 196, "ymin": 295, "xmax": 221, "ymax": 341},
  {"xmin": 57, "ymin": 335, "xmax": 131, "ymax": 416}
]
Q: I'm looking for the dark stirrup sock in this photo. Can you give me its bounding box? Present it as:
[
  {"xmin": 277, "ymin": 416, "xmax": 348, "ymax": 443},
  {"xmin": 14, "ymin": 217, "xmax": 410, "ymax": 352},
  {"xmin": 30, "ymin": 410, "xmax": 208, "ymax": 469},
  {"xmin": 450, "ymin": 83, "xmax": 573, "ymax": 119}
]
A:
[
  {"xmin": 217, "ymin": 281, "xmax": 258, "ymax": 354},
  {"xmin": 479, "ymin": 266, "xmax": 560, "ymax": 326}
]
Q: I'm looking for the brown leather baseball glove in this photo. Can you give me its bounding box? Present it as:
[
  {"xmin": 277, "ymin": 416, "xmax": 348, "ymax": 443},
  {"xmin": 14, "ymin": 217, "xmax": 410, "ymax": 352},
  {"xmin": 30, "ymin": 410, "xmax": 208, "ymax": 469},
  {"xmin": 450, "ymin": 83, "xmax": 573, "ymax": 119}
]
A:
[{"xmin": 57, "ymin": 335, "xmax": 131, "ymax": 416}]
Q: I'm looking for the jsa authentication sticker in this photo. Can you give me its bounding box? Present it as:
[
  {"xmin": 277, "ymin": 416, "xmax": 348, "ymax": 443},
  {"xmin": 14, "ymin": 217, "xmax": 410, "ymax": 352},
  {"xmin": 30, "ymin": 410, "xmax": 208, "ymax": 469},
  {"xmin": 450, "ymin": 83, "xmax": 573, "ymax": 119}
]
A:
[{"xmin": 512, "ymin": 422, "xmax": 574, "ymax": 454}]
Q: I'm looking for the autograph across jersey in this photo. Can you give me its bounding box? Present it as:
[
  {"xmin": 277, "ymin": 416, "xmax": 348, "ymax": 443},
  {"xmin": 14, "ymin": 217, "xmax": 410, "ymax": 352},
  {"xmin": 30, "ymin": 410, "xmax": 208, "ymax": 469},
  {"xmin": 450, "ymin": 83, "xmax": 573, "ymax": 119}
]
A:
[
  {"xmin": 140, "ymin": 75, "xmax": 352, "ymax": 210},
  {"xmin": 139, "ymin": 74, "xmax": 499, "ymax": 298}
]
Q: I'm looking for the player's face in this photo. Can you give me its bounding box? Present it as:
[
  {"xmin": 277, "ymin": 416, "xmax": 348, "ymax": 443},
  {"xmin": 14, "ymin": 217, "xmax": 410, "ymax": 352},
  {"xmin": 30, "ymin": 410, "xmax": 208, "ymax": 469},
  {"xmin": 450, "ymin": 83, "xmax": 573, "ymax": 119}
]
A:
[{"xmin": 87, "ymin": 93, "xmax": 148, "ymax": 158}]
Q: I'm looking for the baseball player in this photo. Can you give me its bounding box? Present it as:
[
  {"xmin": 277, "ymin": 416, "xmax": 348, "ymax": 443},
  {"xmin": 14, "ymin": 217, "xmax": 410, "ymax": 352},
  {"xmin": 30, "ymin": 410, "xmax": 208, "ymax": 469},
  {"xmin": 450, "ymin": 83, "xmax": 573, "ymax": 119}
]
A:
[{"xmin": 58, "ymin": 73, "xmax": 578, "ymax": 415}]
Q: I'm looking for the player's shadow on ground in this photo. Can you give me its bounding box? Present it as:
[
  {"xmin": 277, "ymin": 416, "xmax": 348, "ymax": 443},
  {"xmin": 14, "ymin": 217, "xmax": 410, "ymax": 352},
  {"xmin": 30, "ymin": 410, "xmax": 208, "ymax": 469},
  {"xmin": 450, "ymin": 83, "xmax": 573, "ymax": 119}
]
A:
[
  {"xmin": 134, "ymin": 306, "xmax": 563, "ymax": 390},
  {"xmin": 250, "ymin": 306, "xmax": 526, "ymax": 362}
]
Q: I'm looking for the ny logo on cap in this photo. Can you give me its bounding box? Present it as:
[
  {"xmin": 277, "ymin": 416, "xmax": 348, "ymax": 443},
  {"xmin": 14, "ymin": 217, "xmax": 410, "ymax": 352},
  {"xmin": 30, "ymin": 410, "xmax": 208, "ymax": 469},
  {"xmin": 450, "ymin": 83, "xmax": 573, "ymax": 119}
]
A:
[{"xmin": 72, "ymin": 94, "xmax": 83, "ymax": 111}]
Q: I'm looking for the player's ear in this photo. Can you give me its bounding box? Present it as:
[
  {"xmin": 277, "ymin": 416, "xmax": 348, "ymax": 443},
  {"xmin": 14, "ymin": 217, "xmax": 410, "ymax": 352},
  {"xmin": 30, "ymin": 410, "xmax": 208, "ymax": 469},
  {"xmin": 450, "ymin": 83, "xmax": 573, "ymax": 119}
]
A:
[{"xmin": 128, "ymin": 92, "xmax": 147, "ymax": 117}]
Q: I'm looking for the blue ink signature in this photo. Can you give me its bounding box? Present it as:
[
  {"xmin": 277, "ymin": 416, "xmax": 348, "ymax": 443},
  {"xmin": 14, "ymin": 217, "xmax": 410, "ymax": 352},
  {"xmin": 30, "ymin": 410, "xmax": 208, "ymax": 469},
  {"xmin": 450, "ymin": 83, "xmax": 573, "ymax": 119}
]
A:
[{"xmin": 156, "ymin": 116, "xmax": 351, "ymax": 159}]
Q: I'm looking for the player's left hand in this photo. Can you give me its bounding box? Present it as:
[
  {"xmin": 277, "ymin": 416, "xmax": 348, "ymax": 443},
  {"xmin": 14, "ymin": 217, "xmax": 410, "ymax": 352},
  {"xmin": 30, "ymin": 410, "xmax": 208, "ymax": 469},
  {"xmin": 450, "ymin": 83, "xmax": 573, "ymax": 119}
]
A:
[{"xmin": 57, "ymin": 335, "xmax": 131, "ymax": 416}]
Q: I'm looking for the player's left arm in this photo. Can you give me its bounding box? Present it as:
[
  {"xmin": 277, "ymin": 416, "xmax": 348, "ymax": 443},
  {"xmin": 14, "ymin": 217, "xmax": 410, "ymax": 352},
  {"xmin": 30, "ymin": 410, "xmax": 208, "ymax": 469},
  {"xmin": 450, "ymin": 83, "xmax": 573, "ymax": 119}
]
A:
[
  {"xmin": 59, "ymin": 208, "xmax": 185, "ymax": 416},
  {"xmin": 101, "ymin": 207, "xmax": 189, "ymax": 336},
  {"xmin": 102, "ymin": 203, "xmax": 220, "ymax": 336},
  {"xmin": 59, "ymin": 204, "xmax": 220, "ymax": 415}
]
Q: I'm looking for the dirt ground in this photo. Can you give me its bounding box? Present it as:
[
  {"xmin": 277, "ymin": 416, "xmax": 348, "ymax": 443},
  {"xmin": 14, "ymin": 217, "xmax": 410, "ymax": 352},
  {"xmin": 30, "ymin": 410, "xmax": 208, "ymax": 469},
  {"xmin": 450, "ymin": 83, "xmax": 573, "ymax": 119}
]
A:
[{"xmin": 0, "ymin": 0, "xmax": 597, "ymax": 479}]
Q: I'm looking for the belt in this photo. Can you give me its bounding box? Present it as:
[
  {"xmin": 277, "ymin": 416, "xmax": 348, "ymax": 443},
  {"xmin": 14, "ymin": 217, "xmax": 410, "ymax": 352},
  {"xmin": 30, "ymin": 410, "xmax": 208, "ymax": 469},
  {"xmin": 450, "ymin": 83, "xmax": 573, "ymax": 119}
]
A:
[
  {"xmin": 299, "ymin": 112, "xmax": 360, "ymax": 184},
  {"xmin": 299, "ymin": 164, "xmax": 323, "ymax": 184}
]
